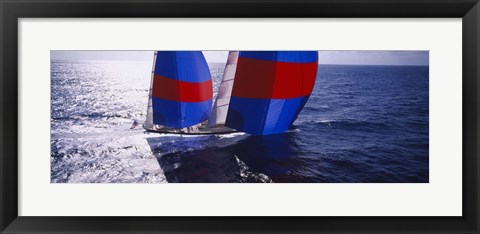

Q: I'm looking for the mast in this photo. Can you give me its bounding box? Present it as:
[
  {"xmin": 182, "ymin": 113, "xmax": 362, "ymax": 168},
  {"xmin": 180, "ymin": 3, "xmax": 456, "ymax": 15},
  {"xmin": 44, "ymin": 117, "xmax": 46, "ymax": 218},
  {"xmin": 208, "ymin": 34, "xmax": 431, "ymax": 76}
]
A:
[
  {"xmin": 144, "ymin": 51, "xmax": 157, "ymax": 129},
  {"xmin": 208, "ymin": 51, "xmax": 239, "ymax": 127}
]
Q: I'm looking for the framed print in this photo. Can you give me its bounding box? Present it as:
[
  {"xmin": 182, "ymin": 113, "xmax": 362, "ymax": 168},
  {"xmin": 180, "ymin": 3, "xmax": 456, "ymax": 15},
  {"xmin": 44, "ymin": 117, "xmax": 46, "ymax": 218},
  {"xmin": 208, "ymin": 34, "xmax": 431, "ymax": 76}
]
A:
[{"xmin": 1, "ymin": 0, "xmax": 479, "ymax": 233}]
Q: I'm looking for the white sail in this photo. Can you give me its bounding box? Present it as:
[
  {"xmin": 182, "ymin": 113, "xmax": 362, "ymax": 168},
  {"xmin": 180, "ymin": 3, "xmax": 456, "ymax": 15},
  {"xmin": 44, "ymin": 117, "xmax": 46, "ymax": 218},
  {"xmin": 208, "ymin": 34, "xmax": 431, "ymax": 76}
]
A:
[
  {"xmin": 144, "ymin": 51, "xmax": 157, "ymax": 129},
  {"xmin": 208, "ymin": 51, "xmax": 239, "ymax": 127}
]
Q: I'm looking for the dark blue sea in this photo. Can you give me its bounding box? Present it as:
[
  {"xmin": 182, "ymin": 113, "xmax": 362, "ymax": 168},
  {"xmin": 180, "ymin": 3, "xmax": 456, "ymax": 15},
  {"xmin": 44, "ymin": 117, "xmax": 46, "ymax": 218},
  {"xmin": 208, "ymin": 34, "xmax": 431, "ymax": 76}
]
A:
[{"xmin": 51, "ymin": 61, "xmax": 429, "ymax": 183}]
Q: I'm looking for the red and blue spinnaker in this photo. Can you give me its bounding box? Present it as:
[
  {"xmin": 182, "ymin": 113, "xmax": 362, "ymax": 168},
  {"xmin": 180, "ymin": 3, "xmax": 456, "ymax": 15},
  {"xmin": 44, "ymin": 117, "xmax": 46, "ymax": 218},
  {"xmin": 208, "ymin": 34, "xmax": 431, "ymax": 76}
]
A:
[
  {"xmin": 151, "ymin": 51, "xmax": 213, "ymax": 128},
  {"xmin": 225, "ymin": 51, "xmax": 318, "ymax": 135}
]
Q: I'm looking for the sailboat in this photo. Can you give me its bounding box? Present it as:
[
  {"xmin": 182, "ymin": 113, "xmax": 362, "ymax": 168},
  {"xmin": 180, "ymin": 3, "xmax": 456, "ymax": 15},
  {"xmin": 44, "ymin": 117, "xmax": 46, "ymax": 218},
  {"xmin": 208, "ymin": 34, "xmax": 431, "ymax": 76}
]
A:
[
  {"xmin": 144, "ymin": 51, "xmax": 318, "ymax": 136},
  {"xmin": 143, "ymin": 51, "xmax": 235, "ymax": 134}
]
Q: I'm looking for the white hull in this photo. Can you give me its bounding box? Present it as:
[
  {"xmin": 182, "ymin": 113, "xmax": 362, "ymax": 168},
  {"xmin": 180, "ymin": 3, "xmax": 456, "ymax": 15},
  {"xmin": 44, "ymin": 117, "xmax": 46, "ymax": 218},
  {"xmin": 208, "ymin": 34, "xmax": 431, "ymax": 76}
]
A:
[{"xmin": 143, "ymin": 123, "xmax": 236, "ymax": 135}]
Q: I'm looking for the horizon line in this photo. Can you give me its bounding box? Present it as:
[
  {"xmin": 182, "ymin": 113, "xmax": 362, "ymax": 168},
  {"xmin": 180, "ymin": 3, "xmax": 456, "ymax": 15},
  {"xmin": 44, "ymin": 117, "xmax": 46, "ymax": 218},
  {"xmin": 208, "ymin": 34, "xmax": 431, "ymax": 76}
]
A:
[{"xmin": 50, "ymin": 59, "xmax": 429, "ymax": 66}]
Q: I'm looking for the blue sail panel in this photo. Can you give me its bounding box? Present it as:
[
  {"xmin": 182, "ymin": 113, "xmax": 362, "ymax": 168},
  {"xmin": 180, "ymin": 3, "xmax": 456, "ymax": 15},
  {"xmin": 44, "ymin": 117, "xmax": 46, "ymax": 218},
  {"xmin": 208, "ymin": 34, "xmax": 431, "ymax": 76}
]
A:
[
  {"xmin": 154, "ymin": 51, "xmax": 211, "ymax": 82},
  {"xmin": 226, "ymin": 96, "xmax": 310, "ymax": 135},
  {"xmin": 152, "ymin": 97, "xmax": 212, "ymax": 128},
  {"xmin": 239, "ymin": 51, "xmax": 318, "ymax": 63}
]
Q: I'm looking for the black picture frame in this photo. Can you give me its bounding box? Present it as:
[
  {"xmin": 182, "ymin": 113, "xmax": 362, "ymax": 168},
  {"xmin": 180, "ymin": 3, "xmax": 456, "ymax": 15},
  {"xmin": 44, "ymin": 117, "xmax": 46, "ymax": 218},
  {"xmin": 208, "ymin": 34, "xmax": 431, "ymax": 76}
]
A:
[{"xmin": 1, "ymin": 0, "xmax": 479, "ymax": 233}]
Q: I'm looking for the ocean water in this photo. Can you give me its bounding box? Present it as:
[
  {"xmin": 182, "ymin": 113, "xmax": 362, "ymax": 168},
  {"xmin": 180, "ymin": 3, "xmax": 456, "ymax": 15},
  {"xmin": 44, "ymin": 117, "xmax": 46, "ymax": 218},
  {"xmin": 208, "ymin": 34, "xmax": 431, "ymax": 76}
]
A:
[{"xmin": 51, "ymin": 61, "xmax": 429, "ymax": 183}]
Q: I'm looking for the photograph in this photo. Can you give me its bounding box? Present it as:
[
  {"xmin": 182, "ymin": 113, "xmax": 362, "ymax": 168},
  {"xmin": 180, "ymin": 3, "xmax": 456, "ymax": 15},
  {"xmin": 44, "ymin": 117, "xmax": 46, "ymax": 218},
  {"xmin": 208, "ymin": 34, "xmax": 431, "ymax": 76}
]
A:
[
  {"xmin": 50, "ymin": 50, "xmax": 429, "ymax": 183},
  {"xmin": 3, "ymin": 0, "xmax": 477, "ymax": 232}
]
